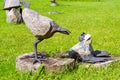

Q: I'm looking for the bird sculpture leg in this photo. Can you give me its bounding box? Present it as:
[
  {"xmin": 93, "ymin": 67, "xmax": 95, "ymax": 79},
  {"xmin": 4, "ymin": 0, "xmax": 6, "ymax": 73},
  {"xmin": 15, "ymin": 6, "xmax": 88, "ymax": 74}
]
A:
[{"xmin": 33, "ymin": 38, "xmax": 43, "ymax": 64}]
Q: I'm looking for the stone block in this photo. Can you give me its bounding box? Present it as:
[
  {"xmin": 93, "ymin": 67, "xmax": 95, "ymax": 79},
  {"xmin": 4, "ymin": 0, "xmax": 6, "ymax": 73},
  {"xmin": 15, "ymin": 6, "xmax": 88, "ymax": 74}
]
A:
[{"xmin": 16, "ymin": 52, "xmax": 75, "ymax": 73}]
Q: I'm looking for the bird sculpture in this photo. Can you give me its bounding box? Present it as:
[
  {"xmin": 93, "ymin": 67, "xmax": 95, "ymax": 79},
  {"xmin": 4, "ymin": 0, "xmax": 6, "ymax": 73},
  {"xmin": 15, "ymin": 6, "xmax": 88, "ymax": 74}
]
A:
[
  {"xmin": 69, "ymin": 32, "xmax": 111, "ymax": 63},
  {"xmin": 22, "ymin": 8, "xmax": 70, "ymax": 64}
]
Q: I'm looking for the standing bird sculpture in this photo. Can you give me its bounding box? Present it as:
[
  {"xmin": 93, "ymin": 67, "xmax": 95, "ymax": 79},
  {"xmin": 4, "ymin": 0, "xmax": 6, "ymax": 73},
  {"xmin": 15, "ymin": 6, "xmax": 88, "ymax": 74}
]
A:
[{"xmin": 22, "ymin": 7, "xmax": 70, "ymax": 64}]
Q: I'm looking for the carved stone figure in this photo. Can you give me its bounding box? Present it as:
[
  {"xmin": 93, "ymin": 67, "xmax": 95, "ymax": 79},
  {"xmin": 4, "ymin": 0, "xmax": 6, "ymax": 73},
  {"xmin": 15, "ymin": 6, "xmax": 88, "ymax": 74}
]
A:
[
  {"xmin": 69, "ymin": 32, "xmax": 110, "ymax": 63},
  {"xmin": 70, "ymin": 33, "xmax": 93, "ymax": 56},
  {"xmin": 22, "ymin": 6, "xmax": 70, "ymax": 64},
  {"xmin": 3, "ymin": 0, "xmax": 23, "ymax": 23}
]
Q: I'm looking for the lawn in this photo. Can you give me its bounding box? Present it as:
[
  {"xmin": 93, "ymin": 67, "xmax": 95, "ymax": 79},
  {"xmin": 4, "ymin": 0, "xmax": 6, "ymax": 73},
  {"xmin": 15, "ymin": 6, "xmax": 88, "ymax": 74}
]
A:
[{"xmin": 0, "ymin": 0, "xmax": 120, "ymax": 80}]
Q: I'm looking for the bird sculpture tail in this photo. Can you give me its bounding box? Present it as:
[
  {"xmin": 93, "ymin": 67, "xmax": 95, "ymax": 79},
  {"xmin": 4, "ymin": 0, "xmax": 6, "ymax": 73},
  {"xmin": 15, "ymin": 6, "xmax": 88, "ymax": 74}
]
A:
[{"xmin": 57, "ymin": 27, "xmax": 71, "ymax": 35}]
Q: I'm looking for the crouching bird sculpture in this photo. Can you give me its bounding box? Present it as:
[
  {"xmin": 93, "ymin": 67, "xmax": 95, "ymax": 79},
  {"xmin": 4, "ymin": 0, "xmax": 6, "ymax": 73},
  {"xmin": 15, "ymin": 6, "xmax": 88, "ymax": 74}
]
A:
[{"xmin": 22, "ymin": 8, "xmax": 70, "ymax": 64}]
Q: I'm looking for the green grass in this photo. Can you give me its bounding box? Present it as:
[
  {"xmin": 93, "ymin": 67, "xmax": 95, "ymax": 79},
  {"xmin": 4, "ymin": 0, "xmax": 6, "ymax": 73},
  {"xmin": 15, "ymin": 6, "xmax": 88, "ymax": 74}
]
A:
[{"xmin": 0, "ymin": 0, "xmax": 120, "ymax": 79}]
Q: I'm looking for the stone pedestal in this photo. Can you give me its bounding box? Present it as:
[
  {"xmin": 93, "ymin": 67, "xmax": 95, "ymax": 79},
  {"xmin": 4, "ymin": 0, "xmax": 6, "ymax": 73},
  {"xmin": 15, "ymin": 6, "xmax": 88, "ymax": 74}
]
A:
[
  {"xmin": 55, "ymin": 52, "xmax": 119, "ymax": 68},
  {"xmin": 85, "ymin": 56, "xmax": 119, "ymax": 68},
  {"xmin": 16, "ymin": 52, "xmax": 75, "ymax": 73},
  {"xmin": 93, "ymin": 59, "xmax": 117, "ymax": 68},
  {"xmin": 16, "ymin": 52, "xmax": 119, "ymax": 73}
]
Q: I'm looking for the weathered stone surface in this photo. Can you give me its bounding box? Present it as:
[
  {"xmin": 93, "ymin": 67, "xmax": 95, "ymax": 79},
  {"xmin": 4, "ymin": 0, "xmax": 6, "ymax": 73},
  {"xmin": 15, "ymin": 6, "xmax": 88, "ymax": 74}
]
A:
[
  {"xmin": 93, "ymin": 60, "xmax": 116, "ymax": 68},
  {"xmin": 16, "ymin": 52, "xmax": 75, "ymax": 73},
  {"xmin": 6, "ymin": 8, "xmax": 22, "ymax": 24},
  {"xmin": 3, "ymin": 0, "xmax": 21, "ymax": 10},
  {"xmin": 22, "ymin": 8, "xmax": 52, "ymax": 37},
  {"xmin": 85, "ymin": 56, "xmax": 119, "ymax": 68}
]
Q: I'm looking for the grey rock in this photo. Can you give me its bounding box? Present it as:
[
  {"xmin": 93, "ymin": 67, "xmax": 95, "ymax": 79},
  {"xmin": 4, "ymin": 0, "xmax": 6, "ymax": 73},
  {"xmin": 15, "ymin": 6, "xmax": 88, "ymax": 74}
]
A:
[
  {"xmin": 3, "ymin": 0, "xmax": 21, "ymax": 10},
  {"xmin": 16, "ymin": 52, "xmax": 75, "ymax": 73},
  {"xmin": 6, "ymin": 8, "xmax": 22, "ymax": 24},
  {"xmin": 22, "ymin": 8, "xmax": 52, "ymax": 37}
]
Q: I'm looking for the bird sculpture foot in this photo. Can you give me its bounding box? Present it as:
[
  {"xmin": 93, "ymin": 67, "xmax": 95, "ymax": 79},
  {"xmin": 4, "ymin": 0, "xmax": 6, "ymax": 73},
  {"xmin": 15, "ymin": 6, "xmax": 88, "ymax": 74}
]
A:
[
  {"xmin": 33, "ymin": 58, "xmax": 42, "ymax": 64},
  {"xmin": 33, "ymin": 57, "xmax": 48, "ymax": 64}
]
